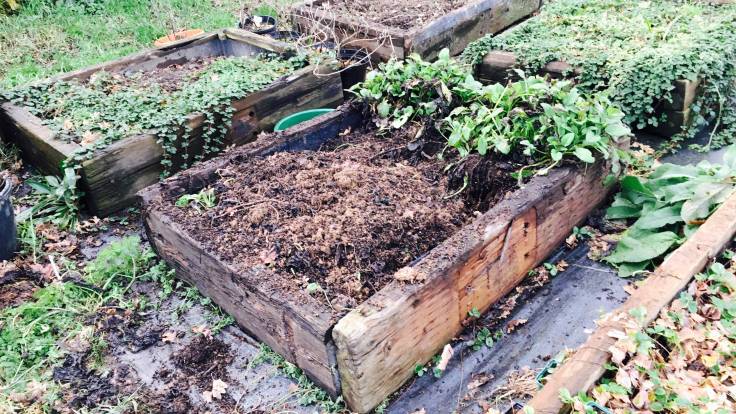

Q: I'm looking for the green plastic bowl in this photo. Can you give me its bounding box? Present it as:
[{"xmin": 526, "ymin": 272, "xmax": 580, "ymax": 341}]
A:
[{"xmin": 274, "ymin": 108, "xmax": 334, "ymax": 132}]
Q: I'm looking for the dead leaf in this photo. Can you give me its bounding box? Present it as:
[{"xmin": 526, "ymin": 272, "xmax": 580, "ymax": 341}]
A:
[
  {"xmin": 467, "ymin": 372, "xmax": 491, "ymax": 390},
  {"xmin": 436, "ymin": 344, "xmax": 454, "ymax": 372},
  {"xmin": 394, "ymin": 266, "xmax": 425, "ymax": 282},
  {"xmin": 410, "ymin": 409, "xmax": 426, "ymax": 414},
  {"xmin": 161, "ymin": 331, "xmax": 178, "ymax": 343},
  {"xmin": 506, "ymin": 319, "xmax": 528, "ymax": 333},
  {"xmin": 81, "ymin": 130, "xmax": 101, "ymax": 145},
  {"xmin": 192, "ymin": 325, "xmax": 212, "ymax": 338}
]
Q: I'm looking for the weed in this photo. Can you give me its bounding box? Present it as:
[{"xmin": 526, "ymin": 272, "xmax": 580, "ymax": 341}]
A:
[
  {"xmin": 468, "ymin": 307, "xmax": 481, "ymax": 319},
  {"xmin": 16, "ymin": 217, "xmax": 44, "ymax": 263},
  {"xmin": 253, "ymin": 344, "xmax": 345, "ymax": 412},
  {"xmin": 176, "ymin": 187, "xmax": 216, "ymax": 213},
  {"xmin": 17, "ymin": 168, "xmax": 81, "ymax": 230}
]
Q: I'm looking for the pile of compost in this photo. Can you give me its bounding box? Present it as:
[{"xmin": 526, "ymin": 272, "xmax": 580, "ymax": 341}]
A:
[{"xmin": 159, "ymin": 128, "xmax": 515, "ymax": 313}]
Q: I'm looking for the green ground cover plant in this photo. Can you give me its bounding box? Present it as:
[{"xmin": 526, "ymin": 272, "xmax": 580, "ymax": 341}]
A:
[
  {"xmin": 604, "ymin": 145, "xmax": 736, "ymax": 276},
  {"xmin": 462, "ymin": 0, "xmax": 736, "ymax": 151},
  {"xmin": 354, "ymin": 50, "xmax": 630, "ymax": 180}
]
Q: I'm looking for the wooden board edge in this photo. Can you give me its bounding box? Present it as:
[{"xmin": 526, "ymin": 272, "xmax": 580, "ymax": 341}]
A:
[
  {"xmin": 333, "ymin": 159, "xmax": 616, "ymax": 413},
  {"xmin": 527, "ymin": 191, "xmax": 736, "ymax": 414},
  {"xmin": 406, "ymin": 0, "xmax": 542, "ymax": 59}
]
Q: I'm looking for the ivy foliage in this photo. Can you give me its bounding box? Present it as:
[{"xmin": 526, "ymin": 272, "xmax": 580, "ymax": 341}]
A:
[
  {"xmin": 3, "ymin": 54, "xmax": 306, "ymax": 176},
  {"xmin": 605, "ymin": 145, "xmax": 736, "ymax": 276},
  {"xmin": 462, "ymin": 0, "xmax": 736, "ymax": 150},
  {"xmin": 353, "ymin": 50, "xmax": 630, "ymax": 178}
]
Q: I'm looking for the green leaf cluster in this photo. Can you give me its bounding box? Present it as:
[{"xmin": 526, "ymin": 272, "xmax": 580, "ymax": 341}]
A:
[
  {"xmin": 462, "ymin": 0, "xmax": 736, "ymax": 151},
  {"xmin": 354, "ymin": 51, "xmax": 630, "ymax": 177},
  {"xmin": 352, "ymin": 49, "xmax": 467, "ymax": 129},
  {"xmin": 605, "ymin": 146, "xmax": 736, "ymax": 276},
  {"xmin": 17, "ymin": 167, "xmax": 81, "ymax": 230}
]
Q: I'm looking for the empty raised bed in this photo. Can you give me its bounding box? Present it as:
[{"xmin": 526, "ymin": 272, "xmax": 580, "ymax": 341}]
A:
[
  {"xmin": 464, "ymin": 0, "xmax": 736, "ymax": 139},
  {"xmin": 0, "ymin": 29, "xmax": 344, "ymax": 216},
  {"xmin": 291, "ymin": 0, "xmax": 541, "ymax": 61},
  {"xmin": 140, "ymin": 98, "xmax": 627, "ymax": 411}
]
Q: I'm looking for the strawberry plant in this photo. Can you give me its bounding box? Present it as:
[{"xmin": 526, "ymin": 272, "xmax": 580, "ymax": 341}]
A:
[{"xmin": 604, "ymin": 145, "xmax": 736, "ymax": 276}]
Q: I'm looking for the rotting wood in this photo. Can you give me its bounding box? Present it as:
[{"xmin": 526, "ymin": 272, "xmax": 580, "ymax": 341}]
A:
[
  {"xmin": 332, "ymin": 151, "xmax": 618, "ymax": 413},
  {"xmin": 292, "ymin": 0, "xmax": 541, "ymax": 61},
  {"xmin": 0, "ymin": 29, "xmax": 344, "ymax": 216},
  {"xmin": 140, "ymin": 104, "xmax": 626, "ymax": 413},
  {"xmin": 527, "ymin": 191, "xmax": 736, "ymax": 414},
  {"xmin": 477, "ymin": 50, "xmax": 700, "ymax": 137}
]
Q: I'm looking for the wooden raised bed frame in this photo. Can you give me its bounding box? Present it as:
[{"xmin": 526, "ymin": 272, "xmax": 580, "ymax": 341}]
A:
[
  {"xmin": 477, "ymin": 51, "xmax": 700, "ymax": 137},
  {"xmin": 139, "ymin": 105, "xmax": 626, "ymax": 413},
  {"xmin": 291, "ymin": 0, "xmax": 542, "ymax": 61},
  {"xmin": 0, "ymin": 29, "xmax": 343, "ymax": 216}
]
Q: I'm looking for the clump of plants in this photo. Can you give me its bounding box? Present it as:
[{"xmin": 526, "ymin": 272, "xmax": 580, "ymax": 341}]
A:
[
  {"xmin": 604, "ymin": 145, "xmax": 736, "ymax": 276},
  {"xmin": 353, "ymin": 50, "xmax": 630, "ymax": 179},
  {"xmin": 462, "ymin": 0, "xmax": 736, "ymax": 150},
  {"xmin": 3, "ymin": 54, "xmax": 306, "ymax": 177}
]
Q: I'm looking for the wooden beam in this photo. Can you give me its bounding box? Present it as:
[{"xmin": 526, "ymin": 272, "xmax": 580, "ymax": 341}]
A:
[{"xmin": 527, "ymin": 191, "xmax": 736, "ymax": 414}]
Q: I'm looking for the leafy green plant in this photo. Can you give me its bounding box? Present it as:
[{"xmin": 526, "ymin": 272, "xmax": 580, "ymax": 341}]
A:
[
  {"xmin": 351, "ymin": 49, "xmax": 468, "ymax": 129},
  {"xmin": 354, "ymin": 51, "xmax": 630, "ymax": 179},
  {"xmin": 17, "ymin": 167, "xmax": 81, "ymax": 230},
  {"xmin": 175, "ymin": 187, "xmax": 216, "ymax": 213},
  {"xmin": 604, "ymin": 145, "xmax": 736, "ymax": 276},
  {"xmin": 462, "ymin": 0, "xmax": 736, "ymax": 151},
  {"xmin": 470, "ymin": 327, "xmax": 498, "ymax": 351},
  {"xmin": 446, "ymin": 75, "xmax": 629, "ymax": 175}
]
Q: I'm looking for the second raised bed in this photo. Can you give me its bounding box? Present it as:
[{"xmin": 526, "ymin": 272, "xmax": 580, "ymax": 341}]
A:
[
  {"xmin": 0, "ymin": 29, "xmax": 344, "ymax": 216},
  {"xmin": 139, "ymin": 105, "xmax": 624, "ymax": 412}
]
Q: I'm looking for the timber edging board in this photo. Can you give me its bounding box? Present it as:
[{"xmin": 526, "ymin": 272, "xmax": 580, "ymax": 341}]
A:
[
  {"xmin": 291, "ymin": 0, "xmax": 542, "ymax": 61},
  {"xmin": 527, "ymin": 191, "xmax": 736, "ymax": 414},
  {"xmin": 477, "ymin": 51, "xmax": 700, "ymax": 137},
  {"xmin": 0, "ymin": 29, "xmax": 344, "ymax": 217},
  {"xmin": 139, "ymin": 104, "xmax": 625, "ymax": 413}
]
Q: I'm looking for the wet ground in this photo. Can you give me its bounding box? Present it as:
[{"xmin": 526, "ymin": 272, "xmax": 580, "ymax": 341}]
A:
[{"xmin": 2, "ymin": 130, "xmax": 725, "ymax": 413}]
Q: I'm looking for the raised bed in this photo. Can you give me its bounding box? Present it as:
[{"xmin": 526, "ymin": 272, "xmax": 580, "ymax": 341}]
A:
[
  {"xmin": 476, "ymin": 51, "xmax": 700, "ymax": 137},
  {"xmin": 0, "ymin": 29, "xmax": 344, "ymax": 216},
  {"xmin": 139, "ymin": 105, "xmax": 625, "ymax": 413},
  {"xmin": 291, "ymin": 0, "xmax": 541, "ymax": 61}
]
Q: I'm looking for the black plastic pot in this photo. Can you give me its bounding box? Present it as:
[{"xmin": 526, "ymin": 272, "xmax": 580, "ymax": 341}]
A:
[
  {"xmin": 0, "ymin": 176, "xmax": 16, "ymax": 260},
  {"xmin": 237, "ymin": 15, "xmax": 277, "ymax": 35},
  {"xmin": 338, "ymin": 48, "xmax": 370, "ymax": 94},
  {"xmin": 268, "ymin": 30, "xmax": 301, "ymax": 42}
]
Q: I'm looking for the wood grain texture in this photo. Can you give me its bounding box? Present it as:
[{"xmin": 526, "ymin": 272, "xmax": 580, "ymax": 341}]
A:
[
  {"xmin": 0, "ymin": 103, "xmax": 78, "ymax": 175},
  {"xmin": 333, "ymin": 157, "xmax": 616, "ymax": 413},
  {"xmin": 0, "ymin": 30, "xmax": 344, "ymax": 217},
  {"xmin": 528, "ymin": 191, "xmax": 736, "ymax": 414},
  {"xmin": 292, "ymin": 0, "xmax": 540, "ymax": 61},
  {"xmin": 81, "ymin": 64, "xmax": 343, "ymax": 216}
]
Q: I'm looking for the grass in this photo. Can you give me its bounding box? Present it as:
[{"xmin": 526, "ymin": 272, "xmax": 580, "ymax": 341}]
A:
[{"xmin": 0, "ymin": 0, "xmax": 243, "ymax": 89}]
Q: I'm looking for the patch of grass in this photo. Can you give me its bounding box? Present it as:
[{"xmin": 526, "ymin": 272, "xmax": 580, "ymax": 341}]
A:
[
  {"xmin": 0, "ymin": 236, "xmax": 155, "ymax": 402},
  {"xmin": 0, "ymin": 0, "xmax": 242, "ymax": 89},
  {"xmin": 253, "ymin": 344, "xmax": 345, "ymax": 412}
]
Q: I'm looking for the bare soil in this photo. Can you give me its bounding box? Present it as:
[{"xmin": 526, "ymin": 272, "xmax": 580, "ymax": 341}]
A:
[
  {"xmin": 0, "ymin": 267, "xmax": 41, "ymax": 310},
  {"xmin": 314, "ymin": 0, "xmax": 470, "ymax": 30},
  {"xmin": 159, "ymin": 128, "xmax": 515, "ymax": 314},
  {"xmin": 88, "ymin": 56, "xmax": 222, "ymax": 93}
]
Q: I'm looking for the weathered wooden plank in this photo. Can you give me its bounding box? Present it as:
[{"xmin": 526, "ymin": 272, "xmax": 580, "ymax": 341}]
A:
[
  {"xmin": 292, "ymin": 0, "xmax": 540, "ymax": 61},
  {"xmin": 143, "ymin": 207, "xmax": 340, "ymax": 395},
  {"xmin": 528, "ymin": 191, "xmax": 736, "ymax": 414},
  {"xmin": 332, "ymin": 159, "xmax": 616, "ymax": 413},
  {"xmin": 0, "ymin": 103, "xmax": 78, "ymax": 175},
  {"xmin": 407, "ymin": 0, "xmax": 542, "ymax": 60}
]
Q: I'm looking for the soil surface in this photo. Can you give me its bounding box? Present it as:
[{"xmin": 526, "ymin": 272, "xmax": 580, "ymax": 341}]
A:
[
  {"xmin": 315, "ymin": 0, "xmax": 470, "ymax": 30},
  {"xmin": 159, "ymin": 128, "xmax": 514, "ymax": 313},
  {"xmin": 88, "ymin": 56, "xmax": 222, "ymax": 94}
]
